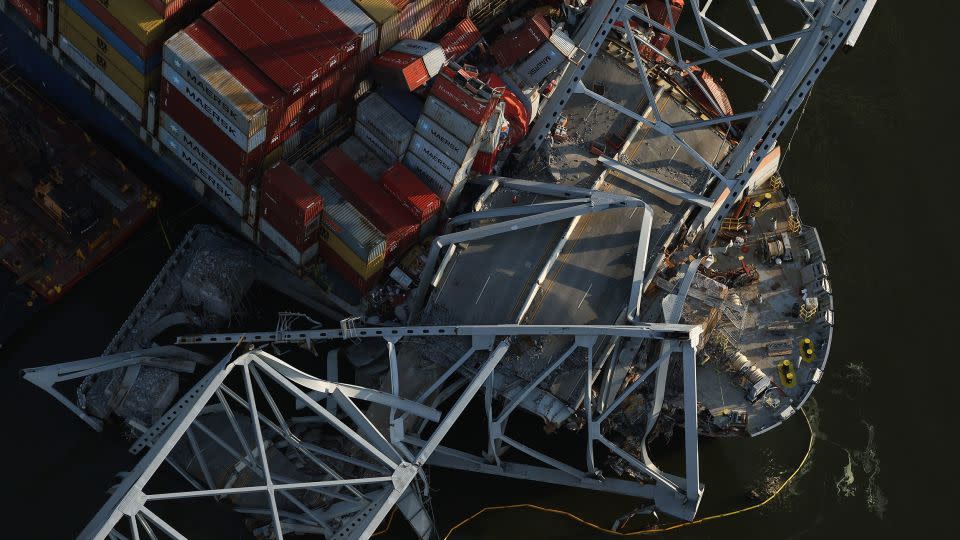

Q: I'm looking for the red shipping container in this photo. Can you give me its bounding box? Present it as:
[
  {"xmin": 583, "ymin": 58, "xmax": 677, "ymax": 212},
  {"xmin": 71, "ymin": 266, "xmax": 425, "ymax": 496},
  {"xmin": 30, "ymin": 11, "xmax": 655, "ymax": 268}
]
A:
[
  {"xmin": 380, "ymin": 163, "xmax": 440, "ymax": 224},
  {"xmin": 160, "ymin": 78, "xmax": 263, "ymax": 182},
  {"xmin": 491, "ymin": 14, "xmax": 551, "ymax": 68},
  {"xmin": 315, "ymin": 148, "xmax": 419, "ymax": 255},
  {"xmin": 8, "ymin": 0, "xmax": 44, "ymax": 31},
  {"xmin": 145, "ymin": 0, "xmax": 196, "ymax": 19},
  {"xmin": 260, "ymin": 162, "xmax": 324, "ymax": 249},
  {"xmin": 430, "ymin": 67, "xmax": 500, "ymax": 126},
  {"xmin": 440, "ymin": 19, "xmax": 481, "ymax": 61},
  {"xmin": 472, "ymin": 150, "xmax": 497, "ymax": 174},
  {"xmin": 286, "ymin": 0, "xmax": 363, "ymax": 92},
  {"xmin": 316, "ymin": 240, "xmax": 381, "ymax": 292},
  {"xmin": 204, "ymin": 2, "xmax": 306, "ymax": 96},
  {"xmin": 371, "ymin": 51, "xmax": 430, "ymax": 92},
  {"xmin": 182, "ymin": 20, "xmax": 294, "ymax": 142}
]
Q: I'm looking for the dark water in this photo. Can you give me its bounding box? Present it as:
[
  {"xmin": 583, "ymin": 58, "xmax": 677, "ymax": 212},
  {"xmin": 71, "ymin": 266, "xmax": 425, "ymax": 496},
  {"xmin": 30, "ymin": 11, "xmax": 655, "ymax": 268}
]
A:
[{"xmin": 3, "ymin": 2, "xmax": 957, "ymax": 538}]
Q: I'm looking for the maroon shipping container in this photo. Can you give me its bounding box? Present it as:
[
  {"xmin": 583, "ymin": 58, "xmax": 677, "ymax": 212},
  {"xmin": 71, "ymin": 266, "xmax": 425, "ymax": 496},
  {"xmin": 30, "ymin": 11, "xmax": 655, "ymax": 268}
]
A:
[
  {"xmin": 472, "ymin": 150, "xmax": 497, "ymax": 174},
  {"xmin": 183, "ymin": 20, "xmax": 295, "ymax": 142},
  {"xmin": 440, "ymin": 18, "xmax": 481, "ymax": 61},
  {"xmin": 315, "ymin": 148, "xmax": 419, "ymax": 255},
  {"xmin": 371, "ymin": 51, "xmax": 430, "ymax": 92},
  {"xmin": 160, "ymin": 78, "xmax": 263, "ymax": 182},
  {"xmin": 260, "ymin": 162, "xmax": 324, "ymax": 249},
  {"xmin": 316, "ymin": 240, "xmax": 382, "ymax": 292},
  {"xmin": 491, "ymin": 14, "xmax": 551, "ymax": 68},
  {"xmin": 204, "ymin": 2, "xmax": 306, "ymax": 96},
  {"xmin": 8, "ymin": 0, "xmax": 44, "ymax": 31},
  {"xmin": 430, "ymin": 67, "xmax": 500, "ymax": 125},
  {"xmin": 380, "ymin": 163, "xmax": 440, "ymax": 224}
]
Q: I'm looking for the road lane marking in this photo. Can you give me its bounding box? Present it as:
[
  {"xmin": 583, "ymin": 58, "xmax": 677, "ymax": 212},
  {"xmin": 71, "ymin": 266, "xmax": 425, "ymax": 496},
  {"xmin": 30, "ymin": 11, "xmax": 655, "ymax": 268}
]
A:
[
  {"xmin": 475, "ymin": 274, "xmax": 492, "ymax": 305},
  {"xmin": 577, "ymin": 283, "xmax": 594, "ymax": 310}
]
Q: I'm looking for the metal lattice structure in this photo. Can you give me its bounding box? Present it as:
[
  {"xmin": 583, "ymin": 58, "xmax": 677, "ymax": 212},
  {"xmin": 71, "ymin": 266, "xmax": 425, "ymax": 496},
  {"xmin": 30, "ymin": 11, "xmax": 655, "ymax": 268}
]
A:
[
  {"xmin": 19, "ymin": 1, "xmax": 875, "ymax": 538},
  {"xmin": 524, "ymin": 0, "xmax": 876, "ymax": 244}
]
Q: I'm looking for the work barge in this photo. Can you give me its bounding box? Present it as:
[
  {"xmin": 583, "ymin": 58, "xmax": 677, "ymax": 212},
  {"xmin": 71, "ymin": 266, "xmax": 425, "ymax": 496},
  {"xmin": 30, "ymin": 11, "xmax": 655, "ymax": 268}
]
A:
[{"xmin": 11, "ymin": 0, "xmax": 875, "ymax": 538}]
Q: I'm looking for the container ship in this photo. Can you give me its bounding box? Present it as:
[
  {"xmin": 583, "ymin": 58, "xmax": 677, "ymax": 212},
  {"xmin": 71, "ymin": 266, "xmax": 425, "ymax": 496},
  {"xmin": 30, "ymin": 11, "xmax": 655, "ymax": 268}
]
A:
[
  {"xmin": 9, "ymin": 0, "xmax": 875, "ymax": 537},
  {"xmin": 0, "ymin": 62, "xmax": 157, "ymax": 347}
]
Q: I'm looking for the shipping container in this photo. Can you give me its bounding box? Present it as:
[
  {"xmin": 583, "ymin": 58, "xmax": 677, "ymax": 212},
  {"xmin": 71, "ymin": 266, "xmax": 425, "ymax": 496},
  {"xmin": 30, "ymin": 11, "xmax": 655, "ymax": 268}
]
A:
[
  {"xmin": 354, "ymin": 122, "xmax": 399, "ymax": 164},
  {"xmin": 146, "ymin": 0, "xmax": 195, "ymax": 19},
  {"xmin": 163, "ymin": 63, "xmax": 266, "ymax": 152},
  {"xmin": 72, "ymin": 0, "xmax": 195, "ymax": 54},
  {"xmin": 380, "ymin": 163, "xmax": 440, "ymax": 224},
  {"xmin": 490, "ymin": 14, "xmax": 551, "ymax": 68},
  {"xmin": 514, "ymin": 40, "xmax": 567, "ymax": 88},
  {"xmin": 312, "ymin": 179, "xmax": 387, "ymax": 268},
  {"xmin": 471, "ymin": 150, "xmax": 497, "ymax": 174},
  {"xmin": 407, "ymin": 134, "xmax": 472, "ymax": 185},
  {"xmin": 61, "ymin": 0, "xmax": 161, "ymax": 73},
  {"xmin": 58, "ymin": 35, "xmax": 144, "ymax": 120},
  {"xmin": 370, "ymin": 50, "xmax": 430, "ymax": 92},
  {"xmin": 547, "ymin": 29, "xmax": 577, "ymax": 58},
  {"xmin": 316, "ymin": 148, "xmax": 419, "ymax": 255},
  {"xmin": 315, "ymin": 239, "xmax": 381, "ymax": 291},
  {"xmin": 377, "ymin": 86, "xmax": 423, "ymax": 124},
  {"xmin": 260, "ymin": 217, "xmax": 319, "ymax": 265},
  {"xmin": 356, "ymin": 93, "xmax": 414, "ymax": 158},
  {"xmin": 415, "ymin": 116, "xmax": 480, "ymax": 164},
  {"xmin": 439, "ymin": 18, "xmax": 481, "ymax": 61},
  {"xmin": 202, "ymin": 2, "xmax": 305, "ymax": 96},
  {"xmin": 341, "ymin": 136, "xmax": 390, "ymax": 181},
  {"xmin": 160, "ymin": 78, "xmax": 263, "ymax": 181},
  {"xmin": 158, "ymin": 112, "xmax": 245, "ymax": 196},
  {"xmin": 164, "ymin": 20, "xmax": 286, "ymax": 139},
  {"xmin": 422, "ymin": 95, "xmax": 482, "ymax": 145},
  {"xmin": 58, "ymin": 13, "xmax": 159, "ymax": 110},
  {"xmin": 390, "ymin": 40, "xmax": 446, "ymax": 77},
  {"xmin": 260, "ymin": 162, "xmax": 324, "ymax": 250},
  {"xmin": 8, "ymin": 0, "xmax": 45, "ymax": 31},
  {"xmin": 158, "ymin": 125, "xmax": 248, "ymax": 214},
  {"xmin": 352, "ymin": 0, "xmax": 401, "ymax": 53},
  {"xmin": 430, "ymin": 67, "xmax": 500, "ymax": 126},
  {"xmin": 402, "ymin": 152, "xmax": 451, "ymax": 199}
]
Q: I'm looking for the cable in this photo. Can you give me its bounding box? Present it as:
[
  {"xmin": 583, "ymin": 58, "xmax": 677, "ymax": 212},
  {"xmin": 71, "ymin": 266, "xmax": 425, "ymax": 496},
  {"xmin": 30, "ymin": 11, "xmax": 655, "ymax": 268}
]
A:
[
  {"xmin": 443, "ymin": 408, "xmax": 815, "ymax": 539},
  {"xmin": 371, "ymin": 507, "xmax": 399, "ymax": 537}
]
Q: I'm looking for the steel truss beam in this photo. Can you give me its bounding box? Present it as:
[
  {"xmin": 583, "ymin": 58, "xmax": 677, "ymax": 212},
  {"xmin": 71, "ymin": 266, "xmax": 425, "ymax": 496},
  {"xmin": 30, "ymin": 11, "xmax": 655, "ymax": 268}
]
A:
[
  {"xmin": 521, "ymin": 0, "xmax": 874, "ymax": 246},
  {"xmin": 35, "ymin": 320, "xmax": 704, "ymax": 539}
]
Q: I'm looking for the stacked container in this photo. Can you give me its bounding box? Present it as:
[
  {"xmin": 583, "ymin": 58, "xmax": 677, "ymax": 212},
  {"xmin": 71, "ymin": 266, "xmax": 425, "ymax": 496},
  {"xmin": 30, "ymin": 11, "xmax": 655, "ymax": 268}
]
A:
[
  {"xmin": 57, "ymin": 0, "xmax": 209, "ymax": 121},
  {"xmin": 355, "ymin": 92, "xmax": 414, "ymax": 164},
  {"xmin": 340, "ymin": 136, "xmax": 390, "ymax": 180},
  {"xmin": 380, "ymin": 163, "xmax": 441, "ymax": 236},
  {"xmin": 159, "ymin": 0, "xmax": 365, "ymax": 217},
  {"xmin": 401, "ymin": 65, "xmax": 500, "ymax": 210},
  {"xmin": 439, "ymin": 18, "xmax": 481, "ymax": 62},
  {"xmin": 351, "ymin": 0, "xmax": 403, "ymax": 53},
  {"xmin": 490, "ymin": 14, "xmax": 551, "ymax": 68},
  {"xmin": 371, "ymin": 39, "xmax": 446, "ymax": 91},
  {"xmin": 472, "ymin": 101, "xmax": 506, "ymax": 174},
  {"xmin": 512, "ymin": 29, "xmax": 576, "ymax": 87},
  {"xmin": 315, "ymin": 147, "xmax": 420, "ymax": 257},
  {"xmin": 259, "ymin": 162, "xmax": 324, "ymax": 265},
  {"xmin": 7, "ymin": 0, "xmax": 45, "ymax": 31},
  {"xmin": 310, "ymin": 176, "xmax": 389, "ymax": 291}
]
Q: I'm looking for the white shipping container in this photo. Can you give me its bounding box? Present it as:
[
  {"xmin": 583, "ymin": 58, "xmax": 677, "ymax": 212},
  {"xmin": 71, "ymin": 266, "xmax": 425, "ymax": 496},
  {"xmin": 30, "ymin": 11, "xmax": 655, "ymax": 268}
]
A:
[
  {"xmin": 391, "ymin": 39, "xmax": 446, "ymax": 77},
  {"xmin": 163, "ymin": 30, "xmax": 265, "ymax": 137},
  {"xmin": 260, "ymin": 217, "xmax": 319, "ymax": 266},
  {"xmin": 526, "ymin": 86, "xmax": 541, "ymax": 121},
  {"xmin": 415, "ymin": 116, "xmax": 477, "ymax": 164},
  {"xmin": 407, "ymin": 134, "xmax": 473, "ymax": 185},
  {"xmin": 423, "ymin": 95, "xmax": 482, "ymax": 145},
  {"xmin": 356, "ymin": 93, "xmax": 414, "ymax": 157},
  {"xmin": 515, "ymin": 41, "xmax": 566, "ymax": 87},
  {"xmin": 549, "ymin": 30, "xmax": 577, "ymax": 58},
  {"xmin": 59, "ymin": 35, "xmax": 142, "ymax": 121},
  {"xmin": 162, "ymin": 63, "xmax": 266, "ymax": 152},
  {"xmin": 355, "ymin": 122, "xmax": 399, "ymax": 164},
  {"xmin": 159, "ymin": 112, "xmax": 245, "ymax": 197},
  {"xmin": 341, "ymin": 136, "xmax": 389, "ymax": 180},
  {"xmin": 477, "ymin": 103, "xmax": 506, "ymax": 153},
  {"xmin": 159, "ymin": 126, "xmax": 246, "ymax": 215},
  {"xmin": 403, "ymin": 153, "xmax": 453, "ymax": 200},
  {"xmin": 321, "ymin": 0, "xmax": 379, "ymax": 53}
]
